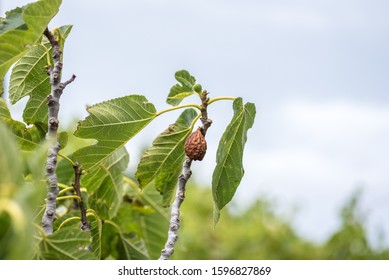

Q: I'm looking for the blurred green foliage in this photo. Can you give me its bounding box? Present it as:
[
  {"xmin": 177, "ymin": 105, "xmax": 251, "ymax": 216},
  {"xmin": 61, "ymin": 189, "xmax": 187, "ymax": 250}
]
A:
[
  {"xmin": 0, "ymin": 122, "xmax": 46, "ymax": 259},
  {"xmin": 172, "ymin": 185, "xmax": 389, "ymax": 260}
]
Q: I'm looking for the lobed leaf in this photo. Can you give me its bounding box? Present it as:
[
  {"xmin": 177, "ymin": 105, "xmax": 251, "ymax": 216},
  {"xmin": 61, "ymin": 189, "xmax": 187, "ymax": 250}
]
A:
[
  {"xmin": 212, "ymin": 98, "xmax": 256, "ymax": 225},
  {"xmin": 135, "ymin": 108, "xmax": 198, "ymax": 206},
  {"xmin": 0, "ymin": 0, "xmax": 62, "ymax": 96},
  {"xmin": 166, "ymin": 70, "xmax": 196, "ymax": 106},
  {"xmin": 73, "ymin": 95, "xmax": 157, "ymax": 171},
  {"xmin": 9, "ymin": 25, "xmax": 73, "ymax": 124}
]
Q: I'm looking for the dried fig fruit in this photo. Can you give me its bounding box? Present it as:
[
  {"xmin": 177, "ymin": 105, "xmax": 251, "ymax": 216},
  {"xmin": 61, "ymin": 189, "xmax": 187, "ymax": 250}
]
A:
[{"xmin": 185, "ymin": 128, "xmax": 207, "ymax": 161}]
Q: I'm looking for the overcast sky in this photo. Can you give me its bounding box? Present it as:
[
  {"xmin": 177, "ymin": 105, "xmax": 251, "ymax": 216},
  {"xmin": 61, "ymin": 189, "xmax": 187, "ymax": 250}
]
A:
[{"xmin": 2, "ymin": 0, "xmax": 389, "ymax": 246}]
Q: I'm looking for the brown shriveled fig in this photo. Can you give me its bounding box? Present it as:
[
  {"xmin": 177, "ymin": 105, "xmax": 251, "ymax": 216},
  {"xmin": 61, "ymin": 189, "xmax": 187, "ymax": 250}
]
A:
[{"xmin": 185, "ymin": 128, "xmax": 207, "ymax": 161}]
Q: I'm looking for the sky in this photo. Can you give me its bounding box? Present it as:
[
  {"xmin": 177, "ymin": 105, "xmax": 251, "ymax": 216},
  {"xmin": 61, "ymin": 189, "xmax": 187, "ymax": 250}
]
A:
[{"xmin": 1, "ymin": 0, "xmax": 389, "ymax": 246}]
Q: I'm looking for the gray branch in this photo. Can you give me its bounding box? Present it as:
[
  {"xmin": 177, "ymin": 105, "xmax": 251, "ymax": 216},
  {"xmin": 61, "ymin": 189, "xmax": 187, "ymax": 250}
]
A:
[
  {"xmin": 41, "ymin": 28, "xmax": 76, "ymax": 235},
  {"xmin": 159, "ymin": 90, "xmax": 212, "ymax": 260},
  {"xmin": 159, "ymin": 156, "xmax": 192, "ymax": 260}
]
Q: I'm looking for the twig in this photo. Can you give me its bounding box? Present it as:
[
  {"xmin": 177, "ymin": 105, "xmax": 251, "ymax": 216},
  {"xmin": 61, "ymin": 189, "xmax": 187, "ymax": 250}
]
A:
[
  {"xmin": 73, "ymin": 163, "xmax": 91, "ymax": 231},
  {"xmin": 41, "ymin": 27, "xmax": 76, "ymax": 235},
  {"xmin": 159, "ymin": 90, "xmax": 212, "ymax": 260}
]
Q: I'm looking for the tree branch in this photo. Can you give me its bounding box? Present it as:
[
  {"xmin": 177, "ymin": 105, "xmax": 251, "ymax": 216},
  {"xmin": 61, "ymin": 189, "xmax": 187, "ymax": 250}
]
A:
[
  {"xmin": 159, "ymin": 156, "xmax": 192, "ymax": 260},
  {"xmin": 159, "ymin": 90, "xmax": 212, "ymax": 260},
  {"xmin": 73, "ymin": 163, "xmax": 91, "ymax": 231},
  {"xmin": 41, "ymin": 27, "xmax": 76, "ymax": 235}
]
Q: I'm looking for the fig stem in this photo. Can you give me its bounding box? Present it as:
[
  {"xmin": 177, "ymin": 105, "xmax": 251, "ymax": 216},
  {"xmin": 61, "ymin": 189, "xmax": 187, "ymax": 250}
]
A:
[
  {"xmin": 207, "ymin": 96, "xmax": 236, "ymax": 105},
  {"xmin": 156, "ymin": 103, "xmax": 202, "ymax": 117}
]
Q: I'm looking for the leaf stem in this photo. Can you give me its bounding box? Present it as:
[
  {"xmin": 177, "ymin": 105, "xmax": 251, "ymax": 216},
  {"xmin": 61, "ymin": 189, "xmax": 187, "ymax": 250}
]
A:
[
  {"xmin": 156, "ymin": 103, "xmax": 201, "ymax": 117},
  {"xmin": 207, "ymin": 96, "xmax": 235, "ymax": 105},
  {"xmin": 58, "ymin": 183, "xmax": 69, "ymax": 189},
  {"xmin": 58, "ymin": 187, "xmax": 74, "ymax": 196},
  {"xmin": 58, "ymin": 152, "xmax": 76, "ymax": 166},
  {"xmin": 86, "ymin": 208, "xmax": 99, "ymax": 219},
  {"xmin": 189, "ymin": 113, "xmax": 202, "ymax": 130},
  {"xmin": 57, "ymin": 216, "xmax": 81, "ymax": 231},
  {"xmin": 56, "ymin": 195, "xmax": 80, "ymax": 202}
]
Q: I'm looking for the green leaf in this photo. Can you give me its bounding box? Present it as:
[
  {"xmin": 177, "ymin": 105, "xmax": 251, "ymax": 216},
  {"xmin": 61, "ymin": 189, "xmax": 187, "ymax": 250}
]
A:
[
  {"xmin": 88, "ymin": 212, "xmax": 103, "ymax": 259},
  {"xmin": 166, "ymin": 70, "xmax": 196, "ymax": 106},
  {"xmin": 0, "ymin": 97, "xmax": 11, "ymax": 119},
  {"xmin": 38, "ymin": 226, "xmax": 96, "ymax": 260},
  {"xmin": 0, "ymin": 113, "xmax": 68, "ymax": 151},
  {"xmin": 136, "ymin": 108, "xmax": 198, "ymax": 206},
  {"xmin": 0, "ymin": 122, "xmax": 45, "ymax": 259},
  {"xmin": 212, "ymin": 98, "xmax": 256, "ymax": 225},
  {"xmin": 0, "ymin": 8, "xmax": 27, "ymax": 34},
  {"xmin": 117, "ymin": 236, "xmax": 149, "ymax": 260},
  {"xmin": 0, "ymin": 0, "xmax": 62, "ymax": 96},
  {"xmin": 139, "ymin": 185, "xmax": 168, "ymax": 259},
  {"xmin": 124, "ymin": 181, "xmax": 170, "ymax": 259},
  {"xmin": 9, "ymin": 25, "xmax": 73, "ymax": 124},
  {"xmin": 73, "ymin": 95, "xmax": 157, "ymax": 171},
  {"xmin": 105, "ymin": 221, "xmax": 149, "ymax": 260},
  {"xmin": 82, "ymin": 147, "xmax": 129, "ymax": 219},
  {"xmin": 0, "ymin": 122, "xmax": 22, "ymax": 187},
  {"xmin": 3, "ymin": 119, "xmax": 46, "ymax": 151}
]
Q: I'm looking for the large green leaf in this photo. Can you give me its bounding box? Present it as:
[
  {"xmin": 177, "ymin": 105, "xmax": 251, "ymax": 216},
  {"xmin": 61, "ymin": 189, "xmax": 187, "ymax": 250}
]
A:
[
  {"xmin": 9, "ymin": 25, "xmax": 73, "ymax": 124},
  {"xmin": 82, "ymin": 147, "xmax": 129, "ymax": 219},
  {"xmin": 0, "ymin": 0, "xmax": 62, "ymax": 96},
  {"xmin": 37, "ymin": 226, "xmax": 96, "ymax": 260},
  {"xmin": 212, "ymin": 98, "xmax": 256, "ymax": 224},
  {"xmin": 73, "ymin": 95, "xmax": 157, "ymax": 171},
  {"xmin": 135, "ymin": 108, "xmax": 197, "ymax": 206},
  {"xmin": 166, "ymin": 70, "xmax": 196, "ymax": 106}
]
